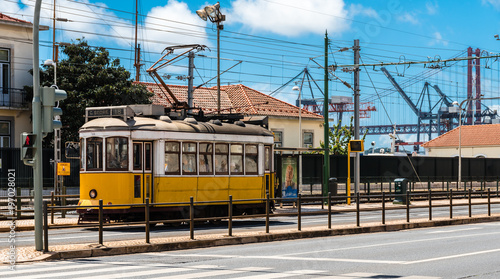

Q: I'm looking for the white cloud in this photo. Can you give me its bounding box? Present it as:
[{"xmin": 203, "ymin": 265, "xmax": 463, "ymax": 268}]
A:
[
  {"xmin": 483, "ymin": 0, "xmax": 500, "ymax": 10},
  {"xmin": 396, "ymin": 12, "xmax": 419, "ymax": 25},
  {"xmin": 348, "ymin": 4, "xmax": 378, "ymax": 19},
  {"xmin": 144, "ymin": 1, "xmax": 209, "ymax": 52},
  {"xmin": 227, "ymin": 0, "xmax": 352, "ymax": 37},
  {"xmin": 425, "ymin": 1, "xmax": 439, "ymax": 15},
  {"xmin": 3, "ymin": 0, "xmax": 208, "ymax": 52},
  {"xmin": 429, "ymin": 31, "xmax": 448, "ymax": 46}
]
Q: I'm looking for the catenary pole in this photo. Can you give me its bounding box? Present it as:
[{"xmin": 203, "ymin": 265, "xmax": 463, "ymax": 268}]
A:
[{"xmin": 323, "ymin": 31, "xmax": 330, "ymax": 198}]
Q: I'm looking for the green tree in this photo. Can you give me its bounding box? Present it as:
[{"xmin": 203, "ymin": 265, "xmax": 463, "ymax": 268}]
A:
[
  {"xmin": 319, "ymin": 116, "xmax": 367, "ymax": 155},
  {"xmin": 37, "ymin": 39, "xmax": 152, "ymax": 144}
]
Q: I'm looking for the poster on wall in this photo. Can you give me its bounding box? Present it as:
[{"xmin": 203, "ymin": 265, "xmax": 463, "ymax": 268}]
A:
[{"xmin": 281, "ymin": 157, "xmax": 298, "ymax": 199}]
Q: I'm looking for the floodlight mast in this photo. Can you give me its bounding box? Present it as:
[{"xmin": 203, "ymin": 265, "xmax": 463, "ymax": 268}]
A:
[{"xmin": 197, "ymin": 2, "xmax": 225, "ymax": 114}]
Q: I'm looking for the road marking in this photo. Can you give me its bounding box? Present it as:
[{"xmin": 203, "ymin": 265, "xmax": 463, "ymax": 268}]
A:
[
  {"xmin": 157, "ymin": 253, "xmax": 404, "ymax": 265},
  {"xmin": 0, "ymin": 262, "xmax": 101, "ymax": 276},
  {"xmin": 426, "ymin": 227, "xmax": 480, "ymax": 234},
  {"xmin": 77, "ymin": 266, "xmax": 194, "ymax": 279},
  {"xmin": 152, "ymin": 268, "xmax": 249, "ymax": 279},
  {"xmin": 235, "ymin": 269, "xmax": 326, "ymax": 279},
  {"xmin": 403, "ymin": 247, "xmax": 500, "ymax": 265},
  {"xmin": 279, "ymin": 230, "xmax": 500, "ymax": 257},
  {"xmin": 14, "ymin": 263, "xmax": 142, "ymax": 279}
]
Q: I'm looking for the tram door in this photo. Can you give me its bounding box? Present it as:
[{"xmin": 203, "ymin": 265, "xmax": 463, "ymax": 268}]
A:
[
  {"xmin": 264, "ymin": 145, "xmax": 273, "ymax": 197},
  {"xmin": 132, "ymin": 141, "xmax": 153, "ymax": 203}
]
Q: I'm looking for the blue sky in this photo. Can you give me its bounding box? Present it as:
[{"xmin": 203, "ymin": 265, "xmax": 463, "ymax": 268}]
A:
[{"xmin": 3, "ymin": 0, "xmax": 500, "ymax": 148}]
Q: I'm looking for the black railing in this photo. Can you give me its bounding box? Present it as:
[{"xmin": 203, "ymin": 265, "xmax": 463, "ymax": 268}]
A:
[
  {"xmin": 35, "ymin": 189, "xmax": 500, "ymax": 252},
  {"xmin": 0, "ymin": 88, "xmax": 29, "ymax": 108}
]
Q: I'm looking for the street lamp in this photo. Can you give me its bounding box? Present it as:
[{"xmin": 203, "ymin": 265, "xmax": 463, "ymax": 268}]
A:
[
  {"xmin": 293, "ymin": 86, "xmax": 302, "ymax": 147},
  {"xmin": 197, "ymin": 2, "xmax": 225, "ymax": 114},
  {"xmin": 44, "ymin": 59, "xmax": 57, "ymax": 87}
]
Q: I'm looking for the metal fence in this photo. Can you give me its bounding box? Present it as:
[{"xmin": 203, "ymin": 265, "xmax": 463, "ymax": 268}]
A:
[{"xmin": 38, "ymin": 189, "xmax": 500, "ymax": 252}]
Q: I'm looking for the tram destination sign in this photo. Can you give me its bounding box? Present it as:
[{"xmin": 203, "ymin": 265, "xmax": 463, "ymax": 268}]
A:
[{"xmin": 85, "ymin": 106, "xmax": 134, "ymax": 121}]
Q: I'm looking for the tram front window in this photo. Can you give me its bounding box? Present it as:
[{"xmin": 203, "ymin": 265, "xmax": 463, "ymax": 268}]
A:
[{"xmin": 106, "ymin": 137, "xmax": 128, "ymax": 171}]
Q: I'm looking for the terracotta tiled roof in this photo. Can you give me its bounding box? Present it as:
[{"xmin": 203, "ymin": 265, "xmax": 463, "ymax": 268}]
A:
[
  {"xmin": 141, "ymin": 82, "xmax": 323, "ymax": 119},
  {"xmin": 0, "ymin": 13, "xmax": 31, "ymax": 24},
  {"xmin": 421, "ymin": 124, "xmax": 500, "ymax": 148}
]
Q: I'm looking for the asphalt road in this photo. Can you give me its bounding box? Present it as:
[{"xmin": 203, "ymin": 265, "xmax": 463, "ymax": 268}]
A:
[
  {"xmin": 5, "ymin": 221, "xmax": 500, "ymax": 278},
  {"xmin": 3, "ymin": 203, "xmax": 494, "ymax": 248}
]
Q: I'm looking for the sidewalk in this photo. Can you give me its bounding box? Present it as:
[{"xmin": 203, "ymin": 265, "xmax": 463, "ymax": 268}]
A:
[{"xmin": 2, "ymin": 198, "xmax": 499, "ymax": 264}]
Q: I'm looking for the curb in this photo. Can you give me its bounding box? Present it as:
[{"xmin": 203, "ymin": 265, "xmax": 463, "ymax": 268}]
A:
[{"xmin": 39, "ymin": 215, "xmax": 500, "ymax": 262}]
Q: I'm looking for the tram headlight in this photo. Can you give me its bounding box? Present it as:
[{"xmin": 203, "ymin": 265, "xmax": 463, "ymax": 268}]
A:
[{"xmin": 89, "ymin": 189, "xmax": 97, "ymax": 199}]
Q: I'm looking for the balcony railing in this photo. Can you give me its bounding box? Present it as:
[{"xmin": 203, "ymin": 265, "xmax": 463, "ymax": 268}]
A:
[{"xmin": 0, "ymin": 88, "xmax": 30, "ymax": 108}]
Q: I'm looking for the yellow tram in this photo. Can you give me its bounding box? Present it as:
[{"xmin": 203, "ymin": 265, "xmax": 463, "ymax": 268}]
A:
[{"xmin": 78, "ymin": 105, "xmax": 275, "ymax": 222}]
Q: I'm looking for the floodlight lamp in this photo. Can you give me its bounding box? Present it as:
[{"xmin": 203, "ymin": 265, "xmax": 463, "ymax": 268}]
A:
[
  {"xmin": 205, "ymin": 2, "xmax": 220, "ymax": 17},
  {"xmin": 196, "ymin": 9, "xmax": 208, "ymax": 21},
  {"xmin": 452, "ymin": 101, "xmax": 459, "ymax": 106},
  {"xmin": 292, "ymin": 86, "xmax": 300, "ymax": 91},
  {"xmin": 44, "ymin": 59, "xmax": 54, "ymax": 66}
]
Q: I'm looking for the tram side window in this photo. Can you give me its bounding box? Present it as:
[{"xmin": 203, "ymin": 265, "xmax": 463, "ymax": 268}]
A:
[
  {"xmin": 164, "ymin": 142, "xmax": 180, "ymax": 174},
  {"xmin": 265, "ymin": 145, "xmax": 271, "ymax": 172},
  {"xmin": 230, "ymin": 144, "xmax": 243, "ymax": 175},
  {"xmin": 245, "ymin": 144, "xmax": 258, "ymax": 174},
  {"xmin": 199, "ymin": 143, "xmax": 213, "ymax": 175},
  {"xmin": 182, "ymin": 142, "xmax": 197, "ymax": 174},
  {"xmin": 86, "ymin": 137, "xmax": 103, "ymax": 171},
  {"xmin": 106, "ymin": 137, "xmax": 128, "ymax": 171},
  {"xmin": 215, "ymin": 143, "xmax": 228, "ymax": 174}
]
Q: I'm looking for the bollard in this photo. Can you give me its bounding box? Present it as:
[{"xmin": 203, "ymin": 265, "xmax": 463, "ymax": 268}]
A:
[
  {"xmin": 50, "ymin": 191, "xmax": 54, "ymax": 225},
  {"xmin": 16, "ymin": 187, "xmax": 21, "ymax": 220},
  {"xmin": 468, "ymin": 188, "xmax": 472, "ymax": 218},
  {"xmin": 428, "ymin": 190, "xmax": 432, "ymax": 221},
  {"xmin": 449, "ymin": 189, "xmax": 453, "ymax": 219},
  {"xmin": 228, "ymin": 195, "xmax": 233, "ymax": 236},
  {"xmin": 43, "ymin": 201, "xmax": 49, "ymax": 252},
  {"xmin": 145, "ymin": 198, "xmax": 150, "ymax": 244},
  {"xmin": 62, "ymin": 186, "xmax": 66, "ymax": 218},
  {"xmin": 328, "ymin": 192, "xmax": 332, "ymax": 229},
  {"xmin": 297, "ymin": 194, "xmax": 301, "ymax": 231},
  {"xmin": 190, "ymin": 196, "xmax": 194, "ymax": 240},
  {"xmin": 99, "ymin": 199, "xmax": 103, "ymax": 245},
  {"xmin": 382, "ymin": 191, "xmax": 385, "ymax": 225},
  {"xmin": 265, "ymin": 194, "xmax": 269, "ymax": 234},
  {"xmin": 356, "ymin": 192, "xmax": 360, "ymax": 227},
  {"xmin": 488, "ymin": 188, "xmax": 491, "ymax": 217},
  {"xmin": 406, "ymin": 191, "xmax": 410, "ymax": 223}
]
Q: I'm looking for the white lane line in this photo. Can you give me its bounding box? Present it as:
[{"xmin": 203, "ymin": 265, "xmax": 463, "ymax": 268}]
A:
[
  {"xmin": 77, "ymin": 266, "xmax": 194, "ymax": 279},
  {"xmin": 426, "ymin": 227, "xmax": 480, "ymax": 234},
  {"xmin": 279, "ymin": 230, "xmax": 500, "ymax": 257},
  {"xmin": 0, "ymin": 262, "xmax": 102, "ymax": 276},
  {"xmin": 403, "ymin": 247, "xmax": 500, "ymax": 265},
  {"xmin": 14, "ymin": 264, "xmax": 141, "ymax": 279},
  {"xmin": 157, "ymin": 253, "xmax": 404, "ymax": 265},
  {"xmin": 235, "ymin": 269, "xmax": 326, "ymax": 279},
  {"xmin": 152, "ymin": 268, "xmax": 248, "ymax": 279}
]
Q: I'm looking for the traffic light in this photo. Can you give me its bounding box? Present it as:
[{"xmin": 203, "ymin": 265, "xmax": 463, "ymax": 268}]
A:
[
  {"xmin": 41, "ymin": 87, "xmax": 67, "ymax": 134},
  {"xmin": 21, "ymin": 132, "xmax": 36, "ymax": 161}
]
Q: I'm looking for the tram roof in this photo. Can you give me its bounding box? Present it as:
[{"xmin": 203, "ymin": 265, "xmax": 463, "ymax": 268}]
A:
[{"xmin": 80, "ymin": 116, "xmax": 273, "ymax": 137}]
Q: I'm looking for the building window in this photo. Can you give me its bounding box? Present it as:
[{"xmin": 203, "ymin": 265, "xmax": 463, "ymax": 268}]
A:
[
  {"xmin": 0, "ymin": 48, "xmax": 10, "ymax": 95},
  {"xmin": 303, "ymin": 131, "xmax": 313, "ymax": 148},
  {"xmin": 272, "ymin": 130, "xmax": 283, "ymax": 148},
  {"xmin": 0, "ymin": 121, "xmax": 10, "ymax": 148}
]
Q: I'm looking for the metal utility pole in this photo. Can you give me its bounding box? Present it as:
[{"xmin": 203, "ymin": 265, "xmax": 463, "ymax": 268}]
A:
[
  {"xmin": 33, "ymin": 0, "xmax": 43, "ymax": 251},
  {"xmin": 187, "ymin": 51, "xmax": 194, "ymax": 111},
  {"xmin": 134, "ymin": 0, "xmax": 141, "ymax": 81},
  {"xmin": 323, "ymin": 31, "xmax": 330, "ymax": 198},
  {"xmin": 353, "ymin": 39, "xmax": 360, "ymax": 194}
]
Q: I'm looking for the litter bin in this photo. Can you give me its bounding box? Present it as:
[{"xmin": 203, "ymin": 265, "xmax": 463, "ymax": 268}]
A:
[
  {"xmin": 393, "ymin": 178, "xmax": 408, "ymax": 204},
  {"xmin": 328, "ymin": 177, "xmax": 338, "ymax": 196}
]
